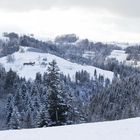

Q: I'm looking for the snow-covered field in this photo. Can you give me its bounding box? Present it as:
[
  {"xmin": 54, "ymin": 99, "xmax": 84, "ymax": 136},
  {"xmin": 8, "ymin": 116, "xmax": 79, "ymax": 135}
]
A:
[
  {"xmin": 107, "ymin": 50, "xmax": 140, "ymax": 67},
  {"xmin": 82, "ymin": 51, "xmax": 95, "ymax": 59},
  {"xmin": 0, "ymin": 47, "xmax": 114, "ymax": 80},
  {"xmin": 107, "ymin": 50, "xmax": 128, "ymax": 63},
  {"xmin": 0, "ymin": 117, "xmax": 140, "ymax": 140}
]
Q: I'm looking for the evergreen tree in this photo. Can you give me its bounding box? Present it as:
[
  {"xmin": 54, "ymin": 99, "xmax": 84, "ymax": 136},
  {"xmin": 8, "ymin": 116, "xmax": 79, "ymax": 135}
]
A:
[
  {"xmin": 36, "ymin": 105, "xmax": 50, "ymax": 127},
  {"xmin": 35, "ymin": 72, "xmax": 42, "ymax": 85},
  {"xmin": 47, "ymin": 60, "xmax": 69, "ymax": 126},
  {"xmin": 5, "ymin": 94, "xmax": 13, "ymax": 126},
  {"xmin": 4, "ymin": 69, "xmax": 18, "ymax": 91},
  {"xmin": 8, "ymin": 106, "xmax": 21, "ymax": 129}
]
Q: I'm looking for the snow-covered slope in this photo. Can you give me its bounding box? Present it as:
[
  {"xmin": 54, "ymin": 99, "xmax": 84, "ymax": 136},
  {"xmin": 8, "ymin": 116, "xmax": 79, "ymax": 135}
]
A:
[
  {"xmin": 107, "ymin": 50, "xmax": 140, "ymax": 67},
  {"xmin": 0, "ymin": 117, "xmax": 140, "ymax": 140},
  {"xmin": 107, "ymin": 50, "xmax": 128, "ymax": 63},
  {"xmin": 82, "ymin": 51, "xmax": 95, "ymax": 59},
  {"xmin": 0, "ymin": 47, "xmax": 114, "ymax": 80}
]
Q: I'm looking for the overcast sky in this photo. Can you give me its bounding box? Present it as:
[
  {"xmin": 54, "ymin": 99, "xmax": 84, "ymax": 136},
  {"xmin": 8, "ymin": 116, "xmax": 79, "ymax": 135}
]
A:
[{"xmin": 0, "ymin": 0, "xmax": 140, "ymax": 42}]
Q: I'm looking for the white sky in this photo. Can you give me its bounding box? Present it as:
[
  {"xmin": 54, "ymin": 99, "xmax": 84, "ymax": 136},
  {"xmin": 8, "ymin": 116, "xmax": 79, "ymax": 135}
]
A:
[{"xmin": 0, "ymin": 1, "xmax": 140, "ymax": 43}]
